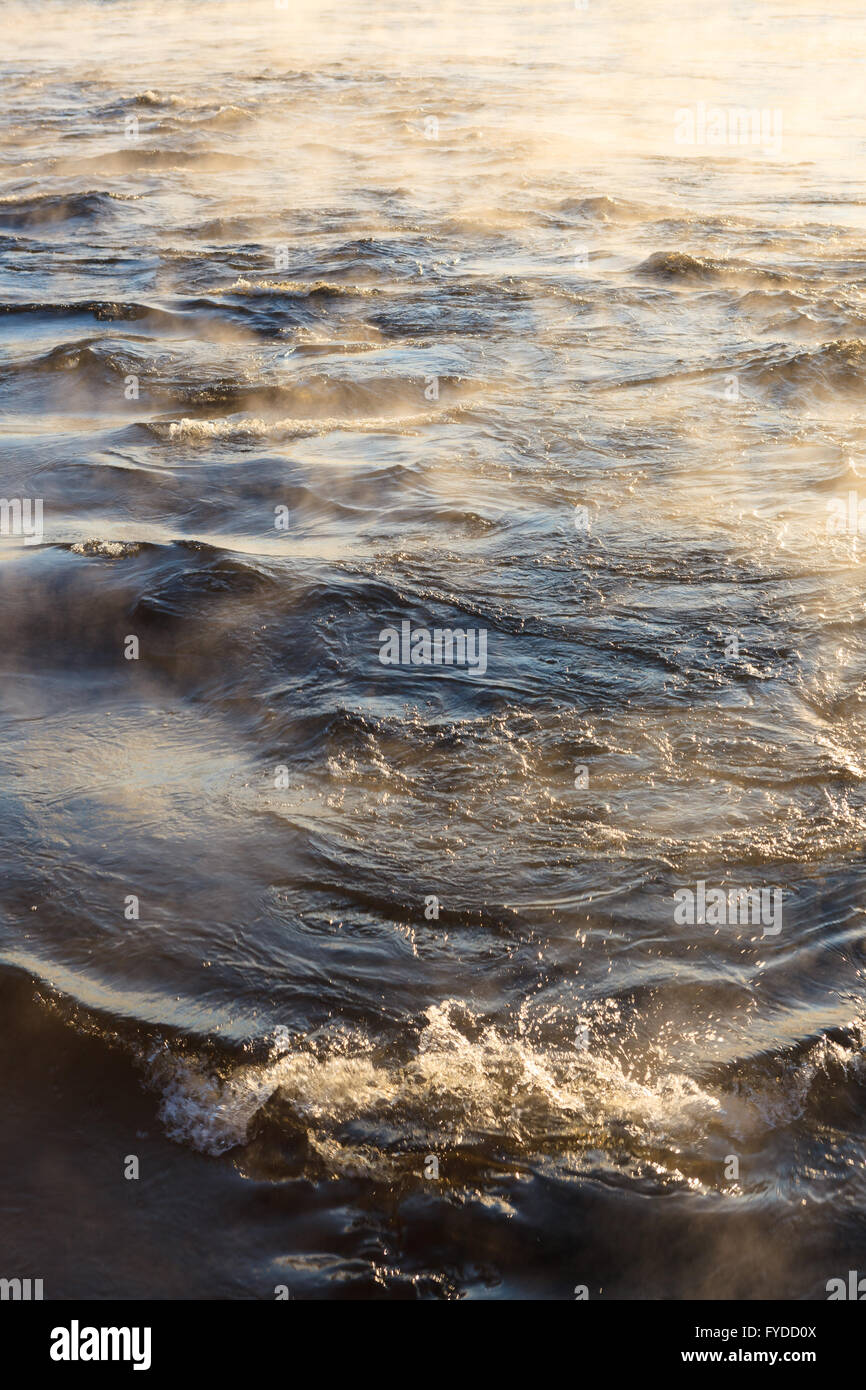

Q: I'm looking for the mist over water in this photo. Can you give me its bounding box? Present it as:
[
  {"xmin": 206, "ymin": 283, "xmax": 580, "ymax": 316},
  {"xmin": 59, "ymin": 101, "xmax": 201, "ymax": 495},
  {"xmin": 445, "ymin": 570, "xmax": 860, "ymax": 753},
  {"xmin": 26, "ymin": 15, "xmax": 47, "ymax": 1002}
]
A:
[{"xmin": 2, "ymin": 0, "xmax": 866, "ymax": 1299}]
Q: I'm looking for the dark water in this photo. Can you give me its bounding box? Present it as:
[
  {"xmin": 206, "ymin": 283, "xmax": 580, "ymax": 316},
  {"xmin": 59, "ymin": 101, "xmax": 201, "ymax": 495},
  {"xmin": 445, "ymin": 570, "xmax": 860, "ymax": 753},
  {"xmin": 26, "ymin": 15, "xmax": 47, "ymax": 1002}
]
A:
[{"xmin": 2, "ymin": 0, "xmax": 866, "ymax": 1299}]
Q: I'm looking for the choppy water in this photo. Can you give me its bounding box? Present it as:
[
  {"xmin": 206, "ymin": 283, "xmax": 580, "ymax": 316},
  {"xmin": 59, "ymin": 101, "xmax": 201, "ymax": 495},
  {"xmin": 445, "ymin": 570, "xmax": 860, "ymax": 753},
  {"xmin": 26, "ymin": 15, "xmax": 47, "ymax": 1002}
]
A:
[{"xmin": 3, "ymin": 0, "xmax": 866, "ymax": 1299}]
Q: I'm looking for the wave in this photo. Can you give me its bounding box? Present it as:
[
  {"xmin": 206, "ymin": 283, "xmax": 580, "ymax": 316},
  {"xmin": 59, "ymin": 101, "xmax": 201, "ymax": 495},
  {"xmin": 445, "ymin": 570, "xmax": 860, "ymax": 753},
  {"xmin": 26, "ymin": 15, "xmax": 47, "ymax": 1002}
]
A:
[
  {"xmin": 216, "ymin": 277, "xmax": 383, "ymax": 300},
  {"xmin": 182, "ymin": 216, "xmax": 260, "ymax": 241},
  {"xmin": 0, "ymin": 299, "xmax": 179, "ymax": 325},
  {"xmin": 68, "ymin": 540, "xmax": 143, "ymax": 558},
  {"xmin": 743, "ymin": 338, "xmax": 866, "ymax": 397},
  {"xmin": 112, "ymin": 93, "xmax": 253, "ymax": 127},
  {"xmin": 173, "ymin": 372, "xmax": 474, "ymax": 414},
  {"xmin": 0, "ymin": 342, "xmax": 461, "ymax": 419},
  {"xmin": 0, "ymin": 190, "xmax": 136, "ymax": 228},
  {"xmin": 127, "ymin": 90, "xmax": 188, "ymax": 108},
  {"xmin": 3, "ymin": 338, "xmax": 151, "ymax": 382},
  {"xmin": 636, "ymin": 250, "xmax": 790, "ymax": 287},
  {"xmin": 558, "ymin": 193, "xmax": 659, "ymax": 223},
  {"xmin": 144, "ymin": 409, "xmax": 451, "ymax": 441},
  {"xmin": 64, "ymin": 148, "xmax": 253, "ymax": 174},
  {"xmin": 25, "ymin": 975, "xmax": 866, "ymax": 1191}
]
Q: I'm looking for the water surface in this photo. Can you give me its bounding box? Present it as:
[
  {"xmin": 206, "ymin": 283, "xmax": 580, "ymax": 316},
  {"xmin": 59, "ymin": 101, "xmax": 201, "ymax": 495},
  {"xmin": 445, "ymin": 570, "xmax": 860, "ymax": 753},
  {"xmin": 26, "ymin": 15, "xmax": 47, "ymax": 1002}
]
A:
[{"xmin": 2, "ymin": 0, "xmax": 866, "ymax": 1299}]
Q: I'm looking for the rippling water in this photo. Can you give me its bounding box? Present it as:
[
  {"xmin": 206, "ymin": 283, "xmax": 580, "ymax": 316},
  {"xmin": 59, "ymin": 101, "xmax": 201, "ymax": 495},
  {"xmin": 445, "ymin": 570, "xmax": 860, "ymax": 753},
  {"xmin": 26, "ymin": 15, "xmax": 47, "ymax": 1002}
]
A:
[{"xmin": 3, "ymin": 0, "xmax": 866, "ymax": 1299}]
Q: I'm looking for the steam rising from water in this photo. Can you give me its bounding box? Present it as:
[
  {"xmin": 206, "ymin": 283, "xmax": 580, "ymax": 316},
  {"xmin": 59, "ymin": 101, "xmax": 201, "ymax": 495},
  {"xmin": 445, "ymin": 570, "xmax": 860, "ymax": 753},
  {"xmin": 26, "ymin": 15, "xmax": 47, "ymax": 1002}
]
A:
[{"xmin": 3, "ymin": 0, "xmax": 866, "ymax": 1298}]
